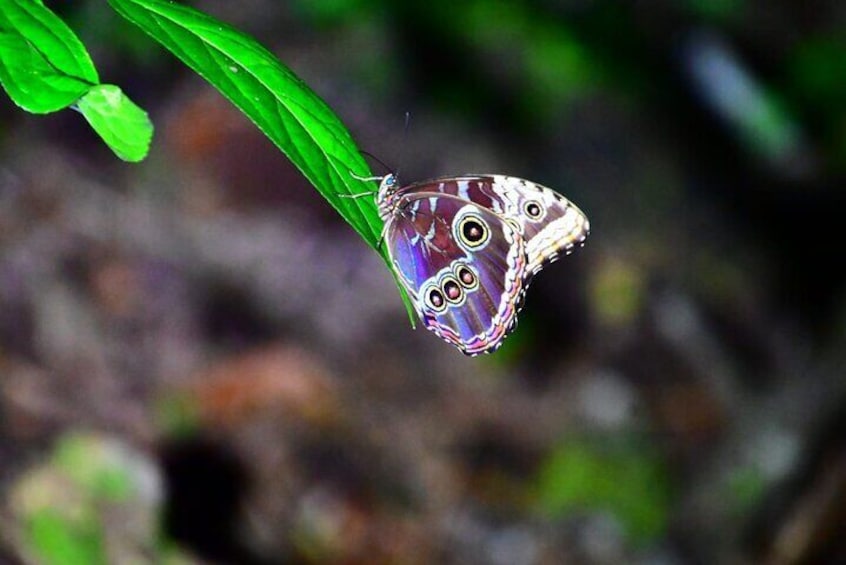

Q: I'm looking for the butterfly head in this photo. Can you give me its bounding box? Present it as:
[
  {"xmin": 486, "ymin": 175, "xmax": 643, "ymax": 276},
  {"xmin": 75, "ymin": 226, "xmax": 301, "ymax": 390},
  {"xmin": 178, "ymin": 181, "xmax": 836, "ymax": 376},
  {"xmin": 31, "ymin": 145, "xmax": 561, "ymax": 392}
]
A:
[
  {"xmin": 381, "ymin": 173, "xmax": 397, "ymax": 189},
  {"xmin": 376, "ymin": 173, "xmax": 400, "ymax": 219}
]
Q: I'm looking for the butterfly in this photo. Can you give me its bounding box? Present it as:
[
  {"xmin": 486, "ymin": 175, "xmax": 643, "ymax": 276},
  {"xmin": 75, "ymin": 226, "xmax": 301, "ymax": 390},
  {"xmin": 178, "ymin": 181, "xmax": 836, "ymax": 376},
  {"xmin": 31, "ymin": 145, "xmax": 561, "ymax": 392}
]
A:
[{"xmin": 360, "ymin": 173, "xmax": 589, "ymax": 355}]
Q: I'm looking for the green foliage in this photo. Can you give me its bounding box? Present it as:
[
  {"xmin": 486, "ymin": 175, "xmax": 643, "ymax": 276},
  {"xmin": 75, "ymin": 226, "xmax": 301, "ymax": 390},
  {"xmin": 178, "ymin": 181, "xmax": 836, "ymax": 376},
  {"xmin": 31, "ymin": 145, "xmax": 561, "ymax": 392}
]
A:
[
  {"xmin": 685, "ymin": 0, "xmax": 746, "ymax": 22},
  {"xmin": 735, "ymin": 87, "xmax": 802, "ymax": 165},
  {"xmin": 292, "ymin": 0, "xmax": 373, "ymax": 28},
  {"xmin": 0, "ymin": 0, "xmax": 96, "ymax": 113},
  {"xmin": 1, "ymin": 0, "xmax": 416, "ymax": 316},
  {"xmin": 591, "ymin": 257, "xmax": 645, "ymax": 328},
  {"xmin": 77, "ymin": 84, "xmax": 154, "ymax": 162},
  {"xmin": 18, "ymin": 434, "xmax": 134, "ymax": 565},
  {"xmin": 0, "ymin": 30, "xmax": 90, "ymax": 112},
  {"xmin": 788, "ymin": 34, "xmax": 846, "ymax": 167},
  {"xmin": 0, "ymin": 0, "xmax": 152, "ymax": 161},
  {"xmin": 15, "ymin": 432, "xmax": 192, "ymax": 565},
  {"xmin": 26, "ymin": 508, "xmax": 106, "ymax": 565},
  {"xmin": 106, "ymin": 0, "xmax": 381, "ymax": 248},
  {"xmin": 725, "ymin": 465, "xmax": 767, "ymax": 518},
  {"xmin": 789, "ymin": 35, "xmax": 846, "ymax": 108},
  {"xmin": 0, "ymin": 0, "xmax": 99, "ymax": 85},
  {"xmin": 534, "ymin": 437, "xmax": 670, "ymax": 544},
  {"xmin": 53, "ymin": 432, "xmax": 133, "ymax": 502},
  {"xmin": 155, "ymin": 393, "xmax": 202, "ymax": 438},
  {"xmin": 107, "ymin": 0, "xmax": 415, "ymax": 317},
  {"xmin": 438, "ymin": 0, "xmax": 598, "ymax": 121}
]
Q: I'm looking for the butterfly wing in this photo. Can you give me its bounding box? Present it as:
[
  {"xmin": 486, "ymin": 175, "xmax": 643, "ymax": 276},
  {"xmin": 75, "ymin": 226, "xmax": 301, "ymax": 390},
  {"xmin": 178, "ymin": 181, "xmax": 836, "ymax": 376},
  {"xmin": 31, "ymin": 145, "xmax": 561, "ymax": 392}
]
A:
[
  {"xmin": 398, "ymin": 175, "xmax": 589, "ymax": 278},
  {"xmin": 385, "ymin": 193, "xmax": 526, "ymax": 355}
]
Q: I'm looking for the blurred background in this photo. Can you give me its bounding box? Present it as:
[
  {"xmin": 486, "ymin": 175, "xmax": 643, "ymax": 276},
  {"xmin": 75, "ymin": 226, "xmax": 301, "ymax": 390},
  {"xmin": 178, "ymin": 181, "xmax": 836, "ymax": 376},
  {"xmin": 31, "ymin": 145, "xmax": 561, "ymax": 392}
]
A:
[{"xmin": 2, "ymin": 0, "xmax": 846, "ymax": 563}]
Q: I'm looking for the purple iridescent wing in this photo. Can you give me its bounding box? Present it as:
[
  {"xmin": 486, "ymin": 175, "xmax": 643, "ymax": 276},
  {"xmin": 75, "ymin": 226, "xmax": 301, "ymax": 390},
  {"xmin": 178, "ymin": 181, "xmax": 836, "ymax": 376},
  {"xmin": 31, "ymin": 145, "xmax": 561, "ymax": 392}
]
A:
[
  {"xmin": 385, "ymin": 193, "xmax": 526, "ymax": 355},
  {"xmin": 398, "ymin": 175, "xmax": 589, "ymax": 278}
]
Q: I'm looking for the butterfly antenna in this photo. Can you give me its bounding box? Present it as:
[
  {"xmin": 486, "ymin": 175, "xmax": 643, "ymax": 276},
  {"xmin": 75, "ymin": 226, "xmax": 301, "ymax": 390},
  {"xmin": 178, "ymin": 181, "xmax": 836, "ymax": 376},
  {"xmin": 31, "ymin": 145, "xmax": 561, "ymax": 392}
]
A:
[
  {"xmin": 360, "ymin": 150, "xmax": 394, "ymax": 175},
  {"xmin": 395, "ymin": 111, "xmax": 411, "ymax": 180}
]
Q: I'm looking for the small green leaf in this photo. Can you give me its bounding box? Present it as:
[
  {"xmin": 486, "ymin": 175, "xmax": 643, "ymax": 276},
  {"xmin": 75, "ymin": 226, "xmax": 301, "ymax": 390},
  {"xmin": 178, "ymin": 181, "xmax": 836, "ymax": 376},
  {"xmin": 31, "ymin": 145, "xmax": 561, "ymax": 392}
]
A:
[
  {"xmin": 76, "ymin": 84, "xmax": 153, "ymax": 162},
  {"xmin": 0, "ymin": 0, "xmax": 99, "ymax": 84},
  {"xmin": 0, "ymin": 31, "xmax": 90, "ymax": 113},
  {"xmin": 107, "ymin": 0, "xmax": 416, "ymax": 318}
]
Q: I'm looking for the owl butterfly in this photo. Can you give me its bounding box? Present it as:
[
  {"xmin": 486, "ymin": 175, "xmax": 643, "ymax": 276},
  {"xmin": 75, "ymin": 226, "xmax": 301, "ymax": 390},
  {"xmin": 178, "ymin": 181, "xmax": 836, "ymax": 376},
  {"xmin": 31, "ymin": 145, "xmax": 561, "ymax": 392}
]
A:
[{"xmin": 371, "ymin": 174, "xmax": 589, "ymax": 355}]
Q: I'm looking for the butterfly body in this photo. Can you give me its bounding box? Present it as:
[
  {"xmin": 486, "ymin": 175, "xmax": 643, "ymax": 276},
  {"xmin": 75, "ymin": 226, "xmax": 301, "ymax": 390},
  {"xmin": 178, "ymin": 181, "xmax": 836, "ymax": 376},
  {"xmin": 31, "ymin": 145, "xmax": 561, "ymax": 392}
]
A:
[{"xmin": 376, "ymin": 174, "xmax": 589, "ymax": 355}]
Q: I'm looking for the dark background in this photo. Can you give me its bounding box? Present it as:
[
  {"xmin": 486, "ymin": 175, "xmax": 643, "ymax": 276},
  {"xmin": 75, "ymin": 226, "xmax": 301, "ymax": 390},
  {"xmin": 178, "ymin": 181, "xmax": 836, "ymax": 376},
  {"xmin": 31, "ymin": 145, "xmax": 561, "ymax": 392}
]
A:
[{"xmin": 2, "ymin": 0, "xmax": 846, "ymax": 563}]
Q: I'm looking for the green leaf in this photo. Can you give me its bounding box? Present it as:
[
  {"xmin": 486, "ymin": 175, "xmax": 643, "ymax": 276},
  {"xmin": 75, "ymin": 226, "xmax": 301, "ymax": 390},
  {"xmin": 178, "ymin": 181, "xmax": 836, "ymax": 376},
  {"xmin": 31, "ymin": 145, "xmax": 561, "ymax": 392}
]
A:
[
  {"xmin": 0, "ymin": 31, "xmax": 90, "ymax": 113},
  {"xmin": 107, "ymin": 0, "xmax": 415, "ymax": 319},
  {"xmin": 0, "ymin": 0, "xmax": 100, "ymax": 113},
  {"xmin": 76, "ymin": 84, "xmax": 153, "ymax": 162},
  {"xmin": 0, "ymin": 2, "xmax": 155, "ymax": 162},
  {"xmin": 0, "ymin": 0, "xmax": 99, "ymax": 84},
  {"xmin": 107, "ymin": 0, "xmax": 380, "ymax": 245}
]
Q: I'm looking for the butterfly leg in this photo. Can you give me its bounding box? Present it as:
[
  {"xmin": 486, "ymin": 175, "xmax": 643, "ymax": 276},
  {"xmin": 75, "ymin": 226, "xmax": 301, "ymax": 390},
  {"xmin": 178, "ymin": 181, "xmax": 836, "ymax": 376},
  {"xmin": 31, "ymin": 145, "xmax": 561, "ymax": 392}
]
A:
[
  {"xmin": 339, "ymin": 191, "xmax": 376, "ymax": 199},
  {"xmin": 376, "ymin": 220, "xmax": 391, "ymax": 251},
  {"xmin": 349, "ymin": 170, "xmax": 386, "ymax": 183}
]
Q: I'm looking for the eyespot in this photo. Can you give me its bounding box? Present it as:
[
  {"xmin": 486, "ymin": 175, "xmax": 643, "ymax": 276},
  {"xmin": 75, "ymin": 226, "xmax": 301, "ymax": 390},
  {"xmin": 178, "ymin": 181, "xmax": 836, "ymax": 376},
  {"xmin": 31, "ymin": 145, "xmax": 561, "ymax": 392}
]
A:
[
  {"xmin": 454, "ymin": 264, "xmax": 479, "ymax": 291},
  {"xmin": 455, "ymin": 212, "xmax": 490, "ymax": 250},
  {"xmin": 424, "ymin": 286, "xmax": 447, "ymax": 313},
  {"xmin": 441, "ymin": 276, "xmax": 464, "ymax": 304},
  {"xmin": 523, "ymin": 200, "xmax": 545, "ymax": 221}
]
